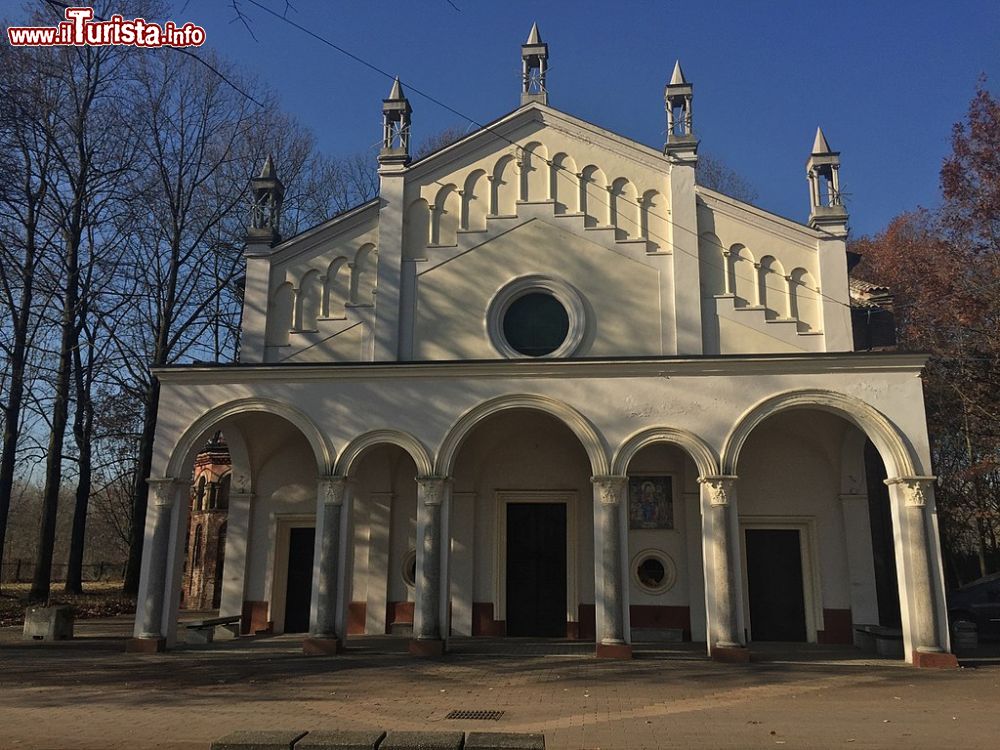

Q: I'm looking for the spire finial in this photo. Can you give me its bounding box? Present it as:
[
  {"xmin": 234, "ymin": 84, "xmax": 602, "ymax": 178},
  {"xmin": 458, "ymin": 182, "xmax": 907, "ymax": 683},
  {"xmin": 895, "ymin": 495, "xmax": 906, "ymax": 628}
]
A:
[
  {"xmin": 670, "ymin": 60, "xmax": 687, "ymax": 86},
  {"xmin": 806, "ymin": 127, "xmax": 846, "ymax": 232},
  {"xmin": 259, "ymin": 154, "xmax": 275, "ymax": 179},
  {"xmin": 388, "ymin": 76, "xmax": 404, "ymax": 101},
  {"xmin": 521, "ymin": 23, "xmax": 549, "ymax": 105},
  {"xmin": 380, "ymin": 76, "xmax": 412, "ymax": 166},
  {"xmin": 248, "ymin": 154, "xmax": 284, "ymax": 245},
  {"xmin": 812, "ymin": 126, "xmax": 832, "ymax": 155}
]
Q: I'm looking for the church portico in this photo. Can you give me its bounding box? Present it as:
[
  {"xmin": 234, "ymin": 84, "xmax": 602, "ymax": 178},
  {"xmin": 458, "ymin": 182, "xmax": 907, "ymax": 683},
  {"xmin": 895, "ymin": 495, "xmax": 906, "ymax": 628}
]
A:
[{"xmin": 131, "ymin": 354, "xmax": 953, "ymax": 666}]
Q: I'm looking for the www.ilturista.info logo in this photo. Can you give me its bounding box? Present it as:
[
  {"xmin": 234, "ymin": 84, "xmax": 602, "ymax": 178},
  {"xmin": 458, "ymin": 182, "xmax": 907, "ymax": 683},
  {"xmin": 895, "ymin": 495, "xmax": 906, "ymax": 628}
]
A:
[{"xmin": 7, "ymin": 6, "xmax": 206, "ymax": 48}]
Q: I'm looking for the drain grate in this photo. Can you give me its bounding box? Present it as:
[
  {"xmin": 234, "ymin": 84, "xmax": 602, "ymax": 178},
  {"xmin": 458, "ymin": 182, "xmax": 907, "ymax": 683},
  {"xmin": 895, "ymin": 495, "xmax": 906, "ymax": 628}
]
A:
[{"xmin": 445, "ymin": 710, "xmax": 505, "ymax": 721}]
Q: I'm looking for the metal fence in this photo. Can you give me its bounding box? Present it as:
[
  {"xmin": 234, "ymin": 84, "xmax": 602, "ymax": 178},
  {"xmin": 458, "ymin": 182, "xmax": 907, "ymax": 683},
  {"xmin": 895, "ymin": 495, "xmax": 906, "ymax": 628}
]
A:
[{"xmin": 1, "ymin": 560, "xmax": 126, "ymax": 584}]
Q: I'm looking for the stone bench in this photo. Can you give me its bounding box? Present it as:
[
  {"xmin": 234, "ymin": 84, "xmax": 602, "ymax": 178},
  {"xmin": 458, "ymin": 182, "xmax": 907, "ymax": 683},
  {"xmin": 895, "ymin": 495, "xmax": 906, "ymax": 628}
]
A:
[
  {"xmin": 210, "ymin": 730, "xmax": 544, "ymax": 750},
  {"xmin": 22, "ymin": 605, "xmax": 74, "ymax": 641},
  {"xmin": 854, "ymin": 624, "xmax": 904, "ymax": 658},
  {"xmin": 184, "ymin": 615, "xmax": 241, "ymax": 645}
]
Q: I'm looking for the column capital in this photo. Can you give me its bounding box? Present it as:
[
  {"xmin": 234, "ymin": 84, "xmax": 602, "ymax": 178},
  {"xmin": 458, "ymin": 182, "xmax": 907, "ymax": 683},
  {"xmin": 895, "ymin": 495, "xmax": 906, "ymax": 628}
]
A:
[
  {"xmin": 591, "ymin": 475, "xmax": 628, "ymax": 505},
  {"xmin": 318, "ymin": 475, "xmax": 348, "ymax": 506},
  {"xmin": 146, "ymin": 477, "xmax": 180, "ymax": 507},
  {"xmin": 698, "ymin": 475, "xmax": 738, "ymax": 506},
  {"xmin": 416, "ymin": 475, "xmax": 449, "ymax": 505},
  {"xmin": 885, "ymin": 476, "xmax": 936, "ymax": 507}
]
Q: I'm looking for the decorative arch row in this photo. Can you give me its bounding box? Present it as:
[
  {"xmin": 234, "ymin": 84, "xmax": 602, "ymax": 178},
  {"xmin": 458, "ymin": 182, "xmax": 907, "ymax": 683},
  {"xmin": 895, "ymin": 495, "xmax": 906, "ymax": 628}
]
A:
[
  {"xmin": 163, "ymin": 389, "xmax": 922, "ymax": 490},
  {"xmin": 404, "ymin": 142, "xmax": 668, "ymax": 253},
  {"xmin": 265, "ymin": 243, "xmax": 377, "ymax": 346},
  {"xmin": 700, "ymin": 232, "xmax": 822, "ymax": 332}
]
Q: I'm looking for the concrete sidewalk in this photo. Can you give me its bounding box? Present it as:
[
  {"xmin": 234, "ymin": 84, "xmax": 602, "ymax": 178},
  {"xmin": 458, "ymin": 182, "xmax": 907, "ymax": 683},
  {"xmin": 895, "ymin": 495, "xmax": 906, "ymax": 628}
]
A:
[{"xmin": 1, "ymin": 616, "xmax": 998, "ymax": 749}]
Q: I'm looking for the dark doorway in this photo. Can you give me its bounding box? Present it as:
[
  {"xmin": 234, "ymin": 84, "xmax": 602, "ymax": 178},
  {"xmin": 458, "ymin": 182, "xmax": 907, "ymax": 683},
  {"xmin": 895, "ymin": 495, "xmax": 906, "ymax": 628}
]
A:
[
  {"xmin": 745, "ymin": 528, "xmax": 808, "ymax": 641},
  {"xmin": 506, "ymin": 503, "xmax": 567, "ymax": 637},
  {"xmin": 283, "ymin": 526, "xmax": 315, "ymax": 633}
]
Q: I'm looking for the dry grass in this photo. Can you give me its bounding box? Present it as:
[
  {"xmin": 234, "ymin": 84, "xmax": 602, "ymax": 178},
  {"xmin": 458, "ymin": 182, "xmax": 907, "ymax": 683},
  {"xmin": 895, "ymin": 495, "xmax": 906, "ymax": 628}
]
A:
[{"xmin": 0, "ymin": 581, "xmax": 136, "ymax": 628}]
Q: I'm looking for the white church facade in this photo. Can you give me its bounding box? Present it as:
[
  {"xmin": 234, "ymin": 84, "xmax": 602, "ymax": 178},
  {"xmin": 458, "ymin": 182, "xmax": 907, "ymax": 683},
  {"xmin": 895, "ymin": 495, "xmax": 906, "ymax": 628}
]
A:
[{"xmin": 132, "ymin": 27, "xmax": 957, "ymax": 667}]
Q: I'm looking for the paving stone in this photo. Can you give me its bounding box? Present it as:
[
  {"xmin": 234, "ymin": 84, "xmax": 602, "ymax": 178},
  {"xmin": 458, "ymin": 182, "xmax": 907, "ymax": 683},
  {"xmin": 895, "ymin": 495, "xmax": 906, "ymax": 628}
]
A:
[
  {"xmin": 380, "ymin": 731, "xmax": 464, "ymax": 750},
  {"xmin": 295, "ymin": 730, "xmax": 386, "ymax": 750},
  {"xmin": 465, "ymin": 731, "xmax": 545, "ymax": 749},
  {"xmin": 211, "ymin": 730, "xmax": 308, "ymax": 750}
]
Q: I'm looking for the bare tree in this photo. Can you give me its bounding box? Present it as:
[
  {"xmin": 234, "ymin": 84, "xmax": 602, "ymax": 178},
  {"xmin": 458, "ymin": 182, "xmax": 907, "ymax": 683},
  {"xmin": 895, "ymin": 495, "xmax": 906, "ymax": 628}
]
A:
[{"xmin": 696, "ymin": 153, "xmax": 759, "ymax": 204}]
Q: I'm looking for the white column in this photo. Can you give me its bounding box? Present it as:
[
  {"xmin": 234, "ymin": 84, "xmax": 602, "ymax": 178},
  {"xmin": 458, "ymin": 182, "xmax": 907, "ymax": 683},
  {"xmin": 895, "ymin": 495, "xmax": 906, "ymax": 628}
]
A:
[
  {"xmin": 134, "ymin": 478, "xmax": 180, "ymax": 640},
  {"xmin": 311, "ymin": 475, "xmax": 346, "ymax": 640},
  {"xmin": 592, "ymin": 476, "xmax": 628, "ymax": 650},
  {"xmin": 414, "ymin": 476, "xmax": 448, "ymax": 644},
  {"xmin": 886, "ymin": 477, "xmax": 950, "ymax": 659},
  {"xmin": 698, "ymin": 476, "xmax": 744, "ymax": 654},
  {"xmin": 219, "ymin": 491, "xmax": 254, "ymax": 619}
]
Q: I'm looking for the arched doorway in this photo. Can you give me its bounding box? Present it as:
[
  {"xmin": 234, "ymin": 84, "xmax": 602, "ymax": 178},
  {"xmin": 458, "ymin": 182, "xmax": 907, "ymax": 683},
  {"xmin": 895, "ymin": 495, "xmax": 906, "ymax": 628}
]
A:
[{"xmin": 447, "ymin": 408, "xmax": 596, "ymax": 639}]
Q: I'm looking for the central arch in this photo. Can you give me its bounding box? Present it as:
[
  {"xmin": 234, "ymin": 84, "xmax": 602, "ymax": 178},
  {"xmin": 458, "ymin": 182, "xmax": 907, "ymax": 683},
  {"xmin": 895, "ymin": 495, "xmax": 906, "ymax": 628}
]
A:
[
  {"xmin": 336, "ymin": 429, "xmax": 434, "ymax": 478},
  {"xmin": 612, "ymin": 427, "xmax": 719, "ymax": 479},
  {"xmin": 721, "ymin": 389, "xmax": 920, "ymax": 479},
  {"xmin": 434, "ymin": 394, "xmax": 609, "ymax": 476}
]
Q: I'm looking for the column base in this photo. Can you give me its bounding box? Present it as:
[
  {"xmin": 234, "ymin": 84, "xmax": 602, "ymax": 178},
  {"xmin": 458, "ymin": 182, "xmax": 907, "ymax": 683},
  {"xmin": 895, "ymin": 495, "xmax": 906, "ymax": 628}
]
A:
[
  {"xmin": 125, "ymin": 637, "xmax": 166, "ymax": 654},
  {"xmin": 409, "ymin": 638, "xmax": 446, "ymax": 657},
  {"xmin": 912, "ymin": 650, "xmax": 958, "ymax": 668},
  {"xmin": 711, "ymin": 645, "xmax": 751, "ymax": 663},
  {"xmin": 302, "ymin": 637, "xmax": 341, "ymax": 656},
  {"xmin": 596, "ymin": 642, "xmax": 633, "ymax": 659}
]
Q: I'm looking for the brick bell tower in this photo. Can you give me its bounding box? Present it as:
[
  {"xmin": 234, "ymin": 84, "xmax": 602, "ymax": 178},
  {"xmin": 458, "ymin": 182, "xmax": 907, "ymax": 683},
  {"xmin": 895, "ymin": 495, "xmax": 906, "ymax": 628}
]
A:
[{"xmin": 181, "ymin": 432, "xmax": 232, "ymax": 610}]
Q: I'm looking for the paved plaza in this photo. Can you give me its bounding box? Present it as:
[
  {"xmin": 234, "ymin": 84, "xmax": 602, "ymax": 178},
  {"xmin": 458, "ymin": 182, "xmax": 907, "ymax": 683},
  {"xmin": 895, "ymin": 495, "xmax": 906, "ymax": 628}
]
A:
[{"xmin": 1, "ymin": 616, "xmax": 998, "ymax": 750}]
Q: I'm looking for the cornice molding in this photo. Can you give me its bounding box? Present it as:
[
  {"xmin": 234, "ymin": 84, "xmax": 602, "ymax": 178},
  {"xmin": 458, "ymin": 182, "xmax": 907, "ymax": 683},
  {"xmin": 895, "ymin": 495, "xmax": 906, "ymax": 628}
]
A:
[{"xmin": 154, "ymin": 352, "xmax": 929, "ymax": 385}]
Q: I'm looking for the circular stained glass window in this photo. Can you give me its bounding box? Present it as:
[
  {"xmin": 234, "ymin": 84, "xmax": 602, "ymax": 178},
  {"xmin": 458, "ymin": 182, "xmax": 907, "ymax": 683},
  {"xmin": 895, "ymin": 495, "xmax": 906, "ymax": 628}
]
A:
[
  {"xmin": 502, "ymin": 292, "xmax": 570, "ymax": 357},
  {"xmin": 637, "ymin": 558, "xmax": 666, "ymax": 588},
  {"xmin": 631, "ymin": 550, "xmax": 677, "ymax": 594}
]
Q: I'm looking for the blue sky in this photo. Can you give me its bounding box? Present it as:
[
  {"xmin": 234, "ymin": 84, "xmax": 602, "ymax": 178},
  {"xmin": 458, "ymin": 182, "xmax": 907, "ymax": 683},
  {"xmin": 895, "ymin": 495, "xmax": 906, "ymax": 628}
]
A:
[{"xmin": 13, "ymin": 0, "xmax": 1000, "ymax": 235}]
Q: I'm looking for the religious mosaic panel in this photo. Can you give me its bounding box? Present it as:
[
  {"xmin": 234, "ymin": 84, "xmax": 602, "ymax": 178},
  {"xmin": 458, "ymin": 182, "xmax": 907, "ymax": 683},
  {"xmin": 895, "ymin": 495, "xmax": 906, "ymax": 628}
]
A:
[{"xmin": 628, "ymin": 476, "xmax": 673, "ymax": 529}]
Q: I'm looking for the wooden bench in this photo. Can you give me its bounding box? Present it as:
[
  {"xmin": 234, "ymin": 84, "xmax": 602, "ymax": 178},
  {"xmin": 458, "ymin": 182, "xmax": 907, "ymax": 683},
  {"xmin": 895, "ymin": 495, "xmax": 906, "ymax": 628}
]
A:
[
  {"xmin": 183, "ymin": 615, "xmax": 241, "ymax": 644},
  {"xmin": 854, "ymin": 624, "xmax": 904, "ymax": 658}
]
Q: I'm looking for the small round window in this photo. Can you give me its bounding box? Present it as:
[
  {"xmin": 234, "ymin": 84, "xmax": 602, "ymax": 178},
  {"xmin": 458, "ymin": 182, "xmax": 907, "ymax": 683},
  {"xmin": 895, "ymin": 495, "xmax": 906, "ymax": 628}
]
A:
[
  {"xmin": 401, "ymin": 549, "xmax": 417, "ymax": 588},
  {"xmin": 502, "ymin": 292, "xmax": 570, "ymax": 357},
  {"xmin": 631, "ymin": 550, "xmax": 676, "ymax": 594}
]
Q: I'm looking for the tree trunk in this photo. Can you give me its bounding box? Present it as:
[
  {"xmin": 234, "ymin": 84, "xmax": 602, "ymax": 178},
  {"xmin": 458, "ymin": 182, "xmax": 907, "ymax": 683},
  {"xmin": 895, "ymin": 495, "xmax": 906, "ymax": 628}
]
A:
[
  {"xmin": 65, "ymin": 338, "xmax": 93, "ymax": 594},
  {"xmin": 29, "ymin": 236, "xmax": 79, "ymax": 602},
  {"xmin": 122, "ymin": 378, "xmax": 160, "ymax": 596}
]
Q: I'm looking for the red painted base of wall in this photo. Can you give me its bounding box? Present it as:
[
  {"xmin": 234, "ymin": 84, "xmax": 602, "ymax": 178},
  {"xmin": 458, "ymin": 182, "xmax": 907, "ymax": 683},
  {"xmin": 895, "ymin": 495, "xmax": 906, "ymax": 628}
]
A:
[
  {"xmin": 241, "ymin": 600, "xmax": 270, "ymax": 635},
  {"xmin": 387, "ymin": 601, "xmax": 415, "ymax": 634},
  {"xmin": 125, "ymin": 637, "xmax": 165, "ymax": 653},
  {"xmin": 409, "ymin": 638, "xmax": 446, "ymax": 657},
  {"xmin": 818, "ymin": 609, "xmax": 854, "ymax": 644},
  {"xmin": 711, "ymin": 646, "xmax": 751, "ymax": 663},
  {"xmin": 912, "ymin": 650, "xmax": 958, "ymax": 668},
  {"xmin": 302, "ymin": 637, "xmax": 341, "ymax": 656},
  {"xmin": 596, "ymin": 643, "xmax": 633, "ymax": 659},
  {"xmin": 347, "ymin": 602, "xmax": 366, "ymax": 635},
  {"xmin": 629, "ymin": 605, "xmax": 692, "ymax": 640}
]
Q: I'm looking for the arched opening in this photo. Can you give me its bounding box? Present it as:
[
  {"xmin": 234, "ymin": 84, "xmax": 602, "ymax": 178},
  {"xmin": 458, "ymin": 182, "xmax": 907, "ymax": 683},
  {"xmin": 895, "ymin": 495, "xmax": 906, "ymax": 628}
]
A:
[
  {"xmin": 446, "ymin": 408, "xmax": 597, "ymax": 639},
  {"xmin": 732, "ymin": 407, "xmax": 903, "ymax": 650},
  {"xmin": 340, "ymin": 442, "xmax": 420, "ymax": 640},
  {"xmin": 153, "ymin": 404, "xmax": 330, "ymax": 645}
]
